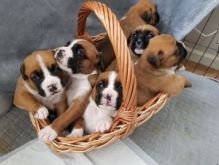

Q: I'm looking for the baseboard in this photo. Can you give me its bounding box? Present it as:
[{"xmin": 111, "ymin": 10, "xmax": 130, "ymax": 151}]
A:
[{"xmin": 186, "ymin": 47, "xmax": 219, "ymax": 70}]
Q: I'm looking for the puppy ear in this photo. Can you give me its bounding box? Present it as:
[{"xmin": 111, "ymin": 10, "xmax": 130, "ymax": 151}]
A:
[
  {"xmin": 65, "ymin": 41, "xmax": 71, "ymax": 47},
  {"xmin": 88, "ymin": 74, "xmax": 99, "ymax": 88},
  {"xmin": 141, "ymin": 11, "xmax": 152, "ymax": 24},
  {"xmin": 96, "ymin": 52, "xmax": 105, "ymax": 72},
  {"xmin": 20, "ymin": 64, "xmax": 28, "ymax": 80}
]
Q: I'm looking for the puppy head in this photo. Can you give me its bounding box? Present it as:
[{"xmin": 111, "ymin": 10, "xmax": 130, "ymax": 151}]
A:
[
  {"xmin": 138, "ymin": 34, "xmax": 188, "ymax": 70},
  {"xmin": 54, "ymin": 39, "xmax": 103, "ymax": 75},
  {"xmin": 91, "ymin": 71, "xmax": 123, "ymax": 112},
  {"xmin": 128, "ymin": 24, "xmax": 160, "ymax": 57},
  {"xmin": 127, "ymin": 0, "xmax": 160, "ymax": 25},
  {"xmin": 21, "ymin": 50, "xmax": 67, "ymax": 97}
]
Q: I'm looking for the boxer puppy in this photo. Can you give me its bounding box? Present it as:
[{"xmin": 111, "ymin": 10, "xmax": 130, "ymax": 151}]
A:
[
  {"xmin": 98, "ymin": 0, "xmax": 160, "ymax": 70},
  {"xmin": 120, "ymin": 0, "xmax": 160, "ymax": 37},
  {"xmin": 127, "ymin": 24, "xmax": 160, "ymax": 60},
  {"xmin": 14, "ymin": 50, "xmax": 67, "ymax": 119},
  {"xmin": 134, "ymin": 34, "xmax": 192, "ymax": 106},
  {"xmin": 38, "ymin": 39, "xmax": 104, "ymax": 141},
  {"xmin": 78, "ymin": 71, "xmax": 123, "ymax": 134}
]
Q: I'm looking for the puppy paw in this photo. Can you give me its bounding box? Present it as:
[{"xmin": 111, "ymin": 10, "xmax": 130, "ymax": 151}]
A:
[
  {"xmin": 185, "ymin": 80, "xmax": 192, "ymax": 88},
  {"xmin": 34, "ymin": 106, "xmax": 49, "ymax": 119},
  {"xmin": 39, "ymin": 126, "xmax": 57, "ymax": 142},
  {"xmin": 67, "ymin": 128, "xmax": 84, "ymax": 137},
  {"xmin": 95, "ymin": 120, "xmax": 112, "ymax": 133}
]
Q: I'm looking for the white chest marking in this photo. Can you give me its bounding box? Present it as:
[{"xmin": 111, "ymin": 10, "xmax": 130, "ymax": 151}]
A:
[
  {"xmin": 83, "ymin": 98, "xmax": 116, "ymax": 134},
  {"xmin": 66, "ymin": 71, "xmax": 97, "ymax": 106}
]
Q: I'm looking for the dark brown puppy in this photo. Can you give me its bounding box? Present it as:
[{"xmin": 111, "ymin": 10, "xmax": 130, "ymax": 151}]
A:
[
  {"xmin": 14, "ymin": 50, "xmax": 68, "ymax": 119},
  {"xmin": 98, "ymin": 0, "xmax": 160, "ymax": 70},
  {"xmin": 134, "ymin": 34, "xmax": 192, "ymax": 106}
]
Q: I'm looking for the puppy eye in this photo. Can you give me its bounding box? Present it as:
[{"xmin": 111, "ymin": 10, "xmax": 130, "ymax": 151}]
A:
[
  {"xmin": 158, "ymin": 50, "xmax": 164, "ymax": 56},
  {"xmin": 77, "ymin": 48, "xmax": 86, "ymax": 58},
  {"xmin": 115, "ymin": 82, "xmax": 122, "ymax": 90},
  {"xmin": 31, "ymin": 71, "xmax": 41, "ymax": 82},
  {"xmin": 97, "ymin": 80, "xmax": 105, "ymax": 89},
  {"xmin": 132, "ymin": 33, "xmax": 137, "ymax": 38},
  {"xmin": 147, "ymin": 32, "xmax": 154, "ymax": 38}
]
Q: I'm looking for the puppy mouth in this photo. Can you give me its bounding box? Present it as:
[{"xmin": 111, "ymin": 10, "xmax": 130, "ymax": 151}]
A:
[{"xmin": 134, "ymin": 48, "xmax": 144, "ymax": 56}]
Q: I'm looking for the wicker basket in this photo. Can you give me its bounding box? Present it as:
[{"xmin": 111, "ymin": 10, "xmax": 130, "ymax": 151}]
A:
[{"xmin": 29, "ymin": 1, "xmax": 168, "ymax": 153}]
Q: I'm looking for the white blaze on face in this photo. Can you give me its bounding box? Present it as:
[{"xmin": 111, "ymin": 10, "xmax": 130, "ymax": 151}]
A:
[
  {"xmin": 36, "ymin": 55, "xmax": 63, "ymax": 97},
  {"xmin": 100, "ymin": 71, "xmax": 118, "ymax": 110},
  {"xmin": 54, "ymin": 39, "xmax": 85, "ymax": 74}
]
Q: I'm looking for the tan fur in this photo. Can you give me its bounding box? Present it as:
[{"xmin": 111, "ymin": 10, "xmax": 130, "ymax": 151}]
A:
[
  {"xmin": 120, "ymin": 0, "xmax": 159, "ymax": 37},
  {"xmin": 128, "ymin": 24, "xmax": 160, "ymax": 62},
  {"xmin": 97, "ymin": 0, "xmax": 159, "ymax": 70},
  {"xmin": 49, "ymin": 41, "xmax": 100, "ymax": 135},
  {"xmin": 51, "ymin": 94, "xmax": 89, "ymax": 133},
  {"xmin": 14, "ymin": 50, "xmax": 67, "ymax": 114},
  {"xmin": 76, "ymin": 40, "xmax": 100, "ymax": 74},
  {"xmin": 135, "ymin": 35, "xmax": 192, "ymax": 106}
]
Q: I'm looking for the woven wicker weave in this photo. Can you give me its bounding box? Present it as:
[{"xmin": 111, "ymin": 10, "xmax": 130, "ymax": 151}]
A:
[{"xmin": 29, "ymin": 1, "xmax": 168, "ymax": 153}]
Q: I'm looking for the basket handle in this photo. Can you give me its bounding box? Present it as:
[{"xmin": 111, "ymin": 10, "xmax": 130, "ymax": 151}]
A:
[{"xmin": 77, "ymin": 1, "xmax": 137, "ymax": 135}]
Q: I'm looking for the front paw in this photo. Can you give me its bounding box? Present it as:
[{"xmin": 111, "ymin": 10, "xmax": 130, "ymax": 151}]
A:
[
  {"xmin": 67, "ymin": 128, "xmax": 84, "ymax": 137},
  {"xmin": 95, "ymin": 120, "xmax": 112, "ymax": 133},
  {"xmin": 39, "ymin": 125, "xmax": 57, "ymax": 142},
  {"xmin": 185, "ymin": 80, "xmax": 192, "ymax": 88},
  {"xmin": 34, "ymin": 106, "xmax": 49, "ymax": 119}
]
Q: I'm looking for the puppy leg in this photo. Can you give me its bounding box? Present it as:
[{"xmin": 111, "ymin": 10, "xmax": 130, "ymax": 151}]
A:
[
  {"xmin": 39, "ymin": 96, "xmax": 89, "ymax": 142},
  {"xmin": 161, "ymin": 75, "xmax": 192, "ymax": 96},
  {"xmin": 184, "ymin": 79, "xmax": 192, "ymax": 88},
  {"xmin": 67, "ymin": 117, "xmax": 84, "ymax": 137},
  {"xmin": 14, "ymin": 81, "xmax": 48, "ymax": 119},
  {"xmin": 95, "ymin": 116, "xmax": 112, "ymax": 133},
  {"xmin": 56, "ymin": 99, "xmax": 68, "ymax": 116}
]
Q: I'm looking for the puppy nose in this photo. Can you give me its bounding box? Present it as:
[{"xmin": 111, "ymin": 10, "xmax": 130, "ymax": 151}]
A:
[
  {"xmin": 136, "ymin": 39, "xmax": 143, "ymax": 46},
  {"xmin": 56, "ymin": 50, "xmax": 64, "ymax": 60},
  {"xmin": 106, "ymin": 94, "xmax": 112, "ymax": 101},
  {"xmin": 177, "ymin": 41, "xmax": 188, "ymax": 59},
  {"xmin": 48, "ymin": 84, "xmax": 57, "ymax": 93}
]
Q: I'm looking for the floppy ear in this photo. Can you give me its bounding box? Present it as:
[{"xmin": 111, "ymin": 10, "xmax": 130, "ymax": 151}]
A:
[
  {"xmin": 96, "ymin": 52, "xmax": 105, "ymax": 72},
  {"xmin": 65, "ymin": 41, "xmax": 71, "ymax": 47},
  {"xmin": 141, "ymin": 11, "xmax": 152, "ymax": 24},
  {"xmin": 20, "ymin": 63, "xmax": 28, "ymax": 80},
  {"xmin": 88, "ymin": 74, "xmax": 99, "ymax": 88}
]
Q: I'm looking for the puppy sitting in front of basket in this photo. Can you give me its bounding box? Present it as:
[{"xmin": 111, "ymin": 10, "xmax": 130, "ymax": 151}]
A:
[
  {"xmin": 81, "ymin": 71, "xmax": 123, "ymax": 134},
  {"xmin": 14, "ymin": 50, "xmax": 68, "ymax": 120},
  {"xmin": 38, "ymin": 39, "xmax": 105, "ymax": 142},
  {"xmin": 134, "ymin": 34, "xmax": 192, "ymax": 106}
]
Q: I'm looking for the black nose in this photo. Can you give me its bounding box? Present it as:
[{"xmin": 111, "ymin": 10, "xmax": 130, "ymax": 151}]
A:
[
  {"xmin": 48, "ymin": 84, "xmax": 57, "ymax": 93},
  {"xmin": 136, "ymin": 39, "xmax": 143, "ymax": 47},
  {"xmin": 106, "ymin": 94, "xmax": 112, "ymax": 101},
  {"xmin": 57, "ymin": 50, "xmax": 64, "ymax": 61},
  {"xmin": 177, "ymin": 41, "xmax": 187, "ymax": 59}
]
